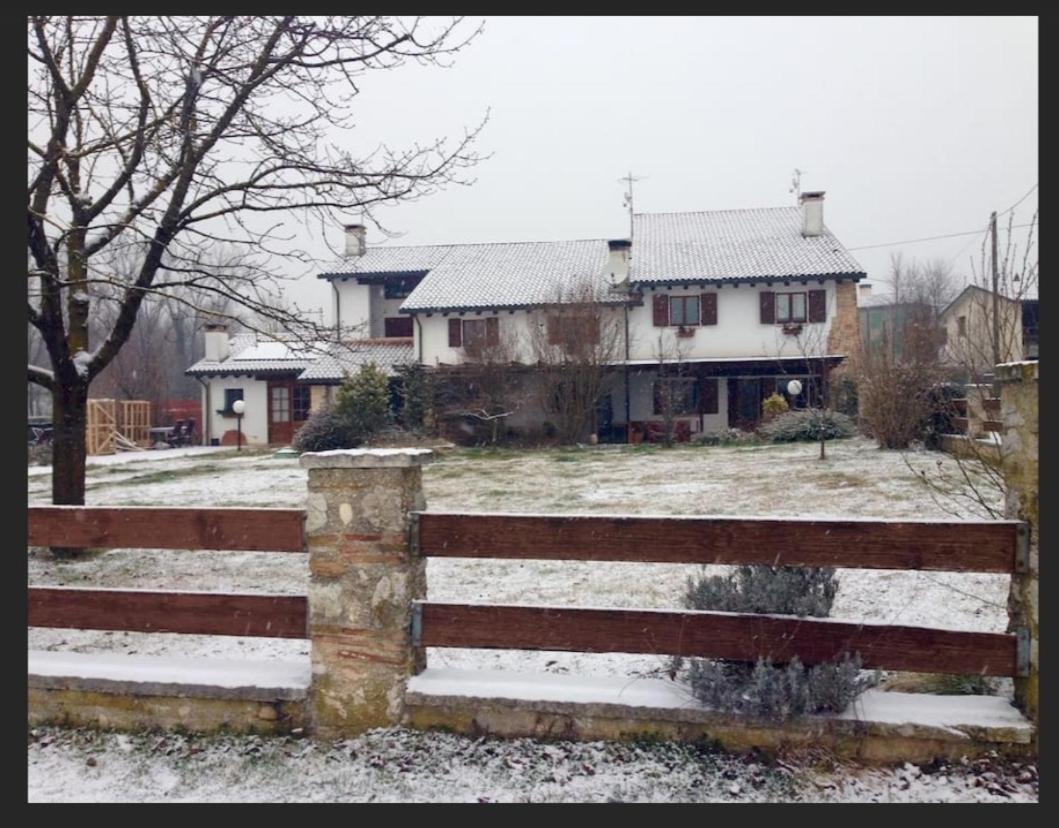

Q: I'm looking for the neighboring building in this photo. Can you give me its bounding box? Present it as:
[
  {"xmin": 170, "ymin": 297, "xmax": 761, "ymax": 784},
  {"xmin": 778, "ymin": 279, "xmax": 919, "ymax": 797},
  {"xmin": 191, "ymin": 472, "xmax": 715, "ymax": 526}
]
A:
[
  {"xmin": 857, "ymin": 284, "xmax": 940, "ymax": 363},
  {"xmin": 938, "ymin": 285, "xmax": 1026, "ymax": 380},
  {"xmin": 317, "ymin": 190, "xmax": 865, "ymax": 441}
]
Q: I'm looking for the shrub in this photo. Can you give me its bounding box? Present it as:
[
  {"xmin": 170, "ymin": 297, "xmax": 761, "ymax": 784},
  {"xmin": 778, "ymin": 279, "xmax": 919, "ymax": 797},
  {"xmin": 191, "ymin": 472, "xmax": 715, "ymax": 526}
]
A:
[
  {"xmin": 693, "ymin": 427, "xmax": 759, "ymax": 447},
  {"xmin": 758, "ymin": 409, "xmax": 855, "ymax": 442},
  {"xmin": 677, "ymin": 564, "xmax": 877, "ymax": 721},
  {"xmin": 761, "ymin": 392, "xmax": 789, "ymax": 420},
  {"xmin": 685, "ymin": 565, "xmax": 837, "ymax": 618},
  {"xmin": 395, "ymin": 363, "xmax": 437, "ymax": 434},
  {"xmin": 292, "ymin": 403, "xmax": 358, "ymax": 452},
  {"xmin": 335, "ymin": 362, "xmax": 392, "ymax": 439}
]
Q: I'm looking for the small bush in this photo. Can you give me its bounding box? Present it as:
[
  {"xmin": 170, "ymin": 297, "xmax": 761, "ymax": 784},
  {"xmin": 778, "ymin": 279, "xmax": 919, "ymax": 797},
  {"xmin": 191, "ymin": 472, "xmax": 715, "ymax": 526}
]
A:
[
  {"xmin": 693, "ymin": 428, "xmax": 759, "ymax": 447},
  {"xmin": 759, "ymin": 409, "xmax": 855, "ymax": 442},
  {"xmin": 686, "ymin": 565, "xmax": 837, "ymax": 618},
  {"xmin": 682, "ymin": 654, "xmax": 873, "ymax": 721},
  {"xmin": 335, "ymin": 362, "xmax": 392, "ymax": 439},
  {"xmin": 761, "ymin": 392, "xmax": 789, "ymax": 420},
  {"xmin": 677, "ymin": 564, "xmax": 877, "ymax": 720},
  {"xmin": 292, "ymin": 403, "xmax": 358, "ymax": 452}
]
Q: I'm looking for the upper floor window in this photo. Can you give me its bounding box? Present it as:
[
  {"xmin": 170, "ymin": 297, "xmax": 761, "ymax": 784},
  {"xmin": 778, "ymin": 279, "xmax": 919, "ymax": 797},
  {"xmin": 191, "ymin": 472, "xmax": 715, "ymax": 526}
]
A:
[
  {"xmin": 776, "ymin": 292, "xmax": 807, "ymax": 323},
  {"xmin": 957, "ymin": 315, "xmax": 967, "ymax": 337},
  {"xmin": 383, "ymin": 276, "xmax": 419, "ymax": 300},
  {"xmin": 448, "ymin": 317, "xmax": 499, "ymax": 349},
  {"xmin": 670, "ymin": 295, "xmax": 700, "ymax": 327},
  {"xmin": 760, "ymin": 289, "xmax": 827, "ymax": 324},
  {"xmin": 652, "ymin": 292, "xmax": 717, "ymax": 327}
]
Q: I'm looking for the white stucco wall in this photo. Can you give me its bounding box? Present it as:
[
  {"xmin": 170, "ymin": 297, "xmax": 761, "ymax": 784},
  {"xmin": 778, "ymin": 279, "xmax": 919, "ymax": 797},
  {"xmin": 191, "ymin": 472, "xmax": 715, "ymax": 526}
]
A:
[
  {"xmin": 333, "ymin": 278, "xmax": 372, "ymax": 338},
  {"xmin": 206, "ymin": 377, "xmax": 269, "ymax": 446},
  {"xmin": 626, "ymin": 283, "xmax": 839, "ymax": 362},
  {"xmin": 411, "ymin": 282, "xmax": 843, "ymax": 368}
]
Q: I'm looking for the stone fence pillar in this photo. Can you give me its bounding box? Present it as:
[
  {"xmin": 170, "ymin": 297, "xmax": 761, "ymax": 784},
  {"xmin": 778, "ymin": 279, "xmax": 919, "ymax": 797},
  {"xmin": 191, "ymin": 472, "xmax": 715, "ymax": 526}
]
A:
[
  {"xmin": 300, "ymin": 448, "xmax": 433, "ymax": 738},
  {"xmin": 997, "ymin": 362, "xmax": 1038, "ymax": 730}
]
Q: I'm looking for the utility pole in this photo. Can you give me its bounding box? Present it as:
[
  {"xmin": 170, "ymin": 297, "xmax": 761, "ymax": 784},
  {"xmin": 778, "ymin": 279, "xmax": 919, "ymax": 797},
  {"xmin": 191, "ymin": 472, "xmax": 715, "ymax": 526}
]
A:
[{"xmin": 990, "ymin": 210, "xmax": 1000, "ymax": 370}]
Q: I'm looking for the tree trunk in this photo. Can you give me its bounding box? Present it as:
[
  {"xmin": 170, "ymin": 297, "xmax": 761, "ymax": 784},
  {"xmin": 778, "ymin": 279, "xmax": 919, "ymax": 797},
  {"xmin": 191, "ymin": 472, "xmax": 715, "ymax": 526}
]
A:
[{"xmin": 50, "ymin": 380, "xmax": 89, "ymax": 557}]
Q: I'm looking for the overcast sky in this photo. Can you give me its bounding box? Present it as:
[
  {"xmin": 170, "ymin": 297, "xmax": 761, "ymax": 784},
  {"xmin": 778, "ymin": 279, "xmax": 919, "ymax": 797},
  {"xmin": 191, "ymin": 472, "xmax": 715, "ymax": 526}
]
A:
[{"xmin": 289, "ymin": 16, "xmax": 1038, "ymax": 319}]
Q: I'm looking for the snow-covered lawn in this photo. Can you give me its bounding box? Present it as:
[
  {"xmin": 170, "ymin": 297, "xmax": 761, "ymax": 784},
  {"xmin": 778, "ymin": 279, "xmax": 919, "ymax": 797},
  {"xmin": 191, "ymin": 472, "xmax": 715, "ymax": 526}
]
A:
[
  {"xmin": 28, "ymin": 437, "xmax": 1010, "ymax": 678},
  {"xmin": 28, "ymin": 438, "xmax": 1030, "ymax": 803}
]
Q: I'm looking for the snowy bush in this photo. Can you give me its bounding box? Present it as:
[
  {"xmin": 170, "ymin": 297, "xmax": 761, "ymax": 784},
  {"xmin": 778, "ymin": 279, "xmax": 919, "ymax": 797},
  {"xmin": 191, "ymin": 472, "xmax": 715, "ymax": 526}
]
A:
[
  {"xmin": 677, "ymin": 564, "xmax": 877, "ymax": 721},
  {"xmin": 335, "ymin": 362, "xmax": 392, "ymax": 439},
  {"xmin": 759, "ymin": 409, "xmax": 855, "ymax": 442},
  {"xmin": 292, "ymin": 403, "xmax": 358, "ymax": 452},
  {"xmin": 761, "ymin": 392, "xmax": 789, "ymax": 421},
  {"xmin": 685, "ymin": 565, "xmax": 837, "ymax": 618}
]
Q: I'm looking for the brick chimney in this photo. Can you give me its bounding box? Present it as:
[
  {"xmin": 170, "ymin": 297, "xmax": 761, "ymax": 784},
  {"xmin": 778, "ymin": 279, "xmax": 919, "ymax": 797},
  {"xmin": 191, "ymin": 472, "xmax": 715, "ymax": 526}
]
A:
[
  {"xmin": 800, "ymin": 191, "xmax": 825, "ymax": 237},
  {"xmin": 204, "ymin": 323, "xmax": 229, "ymax": 363},
  {"xmin": 344, "ymin": 224, "xmax": 366, "ymax": 257}
]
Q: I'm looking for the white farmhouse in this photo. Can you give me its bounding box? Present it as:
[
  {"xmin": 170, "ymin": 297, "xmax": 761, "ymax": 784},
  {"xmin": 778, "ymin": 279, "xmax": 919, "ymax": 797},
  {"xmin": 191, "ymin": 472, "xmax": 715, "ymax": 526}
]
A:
[
  {"xmin": 319, "ymin": 190, "xmax": 865, "ymax": 442},
  {"xmin": 188, "ymin": 191, "xmax": 865, "ymax": 446}
]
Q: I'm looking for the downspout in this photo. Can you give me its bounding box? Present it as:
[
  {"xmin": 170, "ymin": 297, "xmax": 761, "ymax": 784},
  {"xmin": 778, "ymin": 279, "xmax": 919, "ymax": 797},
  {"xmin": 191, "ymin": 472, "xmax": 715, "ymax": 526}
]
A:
[
  {"xmin": 194, "ymin": 376, "xmax": 210, "ymax": 446},
  {"xmin": 332, "ymin": 280, "xmax": 341, "ymax": 342},
  {"xmin": 624, "ymin": 303, "xmax": 631, "ymax": 444},
  {"xmin": 414, "ymin": 314, "xmax": 423, "ymax": 363}
]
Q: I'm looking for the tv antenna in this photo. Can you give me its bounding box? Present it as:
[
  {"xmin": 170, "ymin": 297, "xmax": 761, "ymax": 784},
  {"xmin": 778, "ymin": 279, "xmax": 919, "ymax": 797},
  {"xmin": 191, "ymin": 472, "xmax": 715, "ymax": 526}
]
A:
[
  {"xmin": 789, "ymin": 169, "xmax": 805, "ymax": 203},
  {"xmin": 619, "ymin": 171, "xmax": 643, "ymax": 240}
]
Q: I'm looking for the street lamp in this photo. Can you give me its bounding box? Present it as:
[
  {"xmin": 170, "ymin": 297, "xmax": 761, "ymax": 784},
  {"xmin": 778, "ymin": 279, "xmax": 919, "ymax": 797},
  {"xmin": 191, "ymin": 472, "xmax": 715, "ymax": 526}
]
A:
[
  {"xmin": 786, "ymin": 379, "xmax": 802, "ymax": 403},
  {"xmin": 232, "ymin": 399, "xmax": 245, "ymax": 451}
]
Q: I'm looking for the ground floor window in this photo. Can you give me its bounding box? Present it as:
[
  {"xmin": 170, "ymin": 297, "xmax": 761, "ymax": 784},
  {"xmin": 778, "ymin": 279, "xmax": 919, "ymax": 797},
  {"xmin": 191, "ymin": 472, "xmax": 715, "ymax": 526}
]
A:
[
  {"xmin": 221, "ymin": 388, "xmax": 243, "ymax": 415},
  {"xmin": 293, "ymin": 385, "xmax": 311, "ymax": 421},
  {"xmin": 653, "ymin": 377, "xmax": 700, "ymax": 415}
]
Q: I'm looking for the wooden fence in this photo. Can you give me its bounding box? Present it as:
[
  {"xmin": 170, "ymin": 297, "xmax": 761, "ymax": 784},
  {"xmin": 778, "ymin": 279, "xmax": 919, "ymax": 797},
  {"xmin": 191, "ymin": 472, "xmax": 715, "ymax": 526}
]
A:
[
  {"xmin": 28, "ymin": 506, "xmax": 1028, "ymax": 679},
  {"xmin": 412, "ymin": 511, "xmax": 1028, "ymax": 678},
  {"xmin": 28, "ymin": 506, "xmax": 307, "ymax": 639}
]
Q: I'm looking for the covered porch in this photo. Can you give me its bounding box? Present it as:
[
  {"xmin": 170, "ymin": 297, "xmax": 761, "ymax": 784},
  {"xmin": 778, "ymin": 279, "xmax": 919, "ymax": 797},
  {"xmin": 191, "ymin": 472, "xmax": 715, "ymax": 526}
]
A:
[{"xmin": 601, "ymin": 355, "xmax": 845, "ymax": 443}]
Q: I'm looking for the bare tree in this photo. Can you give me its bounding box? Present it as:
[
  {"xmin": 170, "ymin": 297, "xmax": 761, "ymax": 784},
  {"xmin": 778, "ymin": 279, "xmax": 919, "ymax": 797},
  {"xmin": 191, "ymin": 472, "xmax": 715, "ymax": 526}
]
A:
[
  {"xmin": 27, "ymin": 16, "xmax": 485, "ymax": 508},
  {"xmin": 528, "ymin": 278, "xmax": 627, "ymax": 444},
  {"xmin": 437, "ymin": 323, "xmax": 526, "ymax": 445},
  {"xmin": 651, "ymin": 329, "xmax": 694, "ymax": 447}
]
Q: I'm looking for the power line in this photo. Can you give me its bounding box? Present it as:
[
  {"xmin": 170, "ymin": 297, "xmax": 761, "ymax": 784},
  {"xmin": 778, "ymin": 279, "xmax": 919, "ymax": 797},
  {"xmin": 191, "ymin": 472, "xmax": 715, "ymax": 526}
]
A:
[
  {"xmin": 999, "ymin": 182, "xmax": 1038, "ymax": 217},
  {"xmin": 846, "ymin": 223, "xmax": 1035, "ymax": 252}
]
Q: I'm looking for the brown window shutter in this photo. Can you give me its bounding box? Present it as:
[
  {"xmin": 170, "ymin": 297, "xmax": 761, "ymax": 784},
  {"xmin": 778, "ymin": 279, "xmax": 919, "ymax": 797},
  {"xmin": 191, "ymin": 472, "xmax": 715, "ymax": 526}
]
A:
[
  {"xmin": 701, "ymin": 378, "xmax": 719, "ymax": 414},
  {"xmin": 448, "ymin": 318, "xmax": 462, "ymax": 347},
  {"xmin": 808, "ymin": 289, "xmax": 827, "ymax": 323},
  {"xmin": 486, "ymin": 316, "xmax": 499, "ymax": 346},
  {"xmin": 759, "ymin": 291, "xmax": 775, "ymax": 324},
  {"xmin": 652, "ymin": 293, "xmax": 669, "ymax": 327},
  {"xmin": 700, "ymin": 293, "xmax": 717, "ymax": 325}
]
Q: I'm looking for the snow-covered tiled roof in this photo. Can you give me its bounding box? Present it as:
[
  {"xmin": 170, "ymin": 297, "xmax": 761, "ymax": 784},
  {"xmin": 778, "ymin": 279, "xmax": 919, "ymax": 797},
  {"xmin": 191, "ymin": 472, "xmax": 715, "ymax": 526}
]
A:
[
  {"xmin": 186, "ymin": 338, "xmax": 325, "ymax": 377},
  {"xmin": 297, "ymin": 339, "xmax": 415, "ymax": 382},
  {"xmin": 630, "ymin": 207, "xmax": 866, "ymax": 283},
  {"xmin": 322, "ymin": 240, "xmax": 614, "ymax": 312}
]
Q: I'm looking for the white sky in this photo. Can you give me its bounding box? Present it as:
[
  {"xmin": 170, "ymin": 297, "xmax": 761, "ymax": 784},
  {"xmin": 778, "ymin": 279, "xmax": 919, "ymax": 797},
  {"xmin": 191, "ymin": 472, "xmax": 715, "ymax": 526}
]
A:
[{"xmin": 286, "ymin": 16, "xmax": 1038, "ymax": 319}]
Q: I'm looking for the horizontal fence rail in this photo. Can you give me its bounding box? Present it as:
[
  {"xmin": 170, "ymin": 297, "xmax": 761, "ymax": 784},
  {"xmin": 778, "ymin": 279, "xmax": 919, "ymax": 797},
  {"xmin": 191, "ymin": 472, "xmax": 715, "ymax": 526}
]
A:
[
  {"xmin": 29, "ymin": 506, "xmax": 306, "ymax": 553},
  {"xmin": 417, "ymin": 602, "xmax": 1019, "ymax": 677},
  {"xmin": 417, "ymin": 512, "xmax": 1023, "ymax": 573},
  {"xmin": 29, "ymin": 587, "xmax": 308, "ymax": 639}
]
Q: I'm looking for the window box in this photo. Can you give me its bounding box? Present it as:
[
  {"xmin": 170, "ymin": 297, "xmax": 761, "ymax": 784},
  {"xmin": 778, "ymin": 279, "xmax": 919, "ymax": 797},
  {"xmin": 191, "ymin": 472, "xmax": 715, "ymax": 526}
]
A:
[
  {"xmin": 675, "ymin": 325, "xmax": 696, "ymax": 338},
  {"xmin": 781, "ymin": 323, "xmax": 804, "ymax": 336}
]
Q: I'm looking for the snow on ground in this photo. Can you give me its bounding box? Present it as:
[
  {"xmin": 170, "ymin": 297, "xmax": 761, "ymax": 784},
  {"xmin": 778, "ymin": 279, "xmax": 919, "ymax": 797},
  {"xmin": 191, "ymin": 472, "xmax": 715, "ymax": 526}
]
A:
[
  {"xmin": 27, "ymin": 726, "xmax": 1037, "ymax": 803},
  {"xmin": 28, "ymin": 438, "xmax": 1011, "ymax": 680},
  {"xmin": 27, "ymin": 444, "xmax": 235, "ymax": 476},
  {"xmin": 28, "ymin": 438, "xmax": 1030, "ymax": 802}
]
